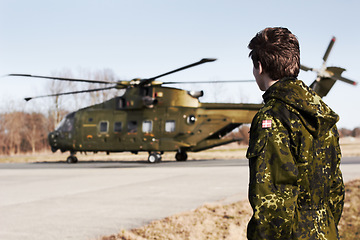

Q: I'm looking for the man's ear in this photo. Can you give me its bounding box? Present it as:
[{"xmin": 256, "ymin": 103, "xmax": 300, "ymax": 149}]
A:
[{"xmin": 258, "ymin": 61, "xmax": 263, "ymax": 74}]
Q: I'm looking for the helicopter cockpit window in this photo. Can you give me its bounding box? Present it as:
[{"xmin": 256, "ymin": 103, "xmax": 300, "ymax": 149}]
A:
[
  {"xmin": 117, "ymin": 97, "xmax": 127, "ymax": 109},
  {"xmin": 142, "ymin": 120, "xmax": 153, "ymax": 133},
  {"xmin": 128, "ymin": 121, "xmax": 138, "ymax": 133},
  {"xmin": 56, "ymin": 112, "xmax": 75, "ymax": 132},
  {"xmin": 114, "ymin": 122, "xmax": 122, "ymax": 132},
  {"xmin": 165, "ymin": 120, "xmax": 176, "ymax": 132},
  {"xmin": 140, "ymin": 87, "xmax": 152, "ymax": 97}
]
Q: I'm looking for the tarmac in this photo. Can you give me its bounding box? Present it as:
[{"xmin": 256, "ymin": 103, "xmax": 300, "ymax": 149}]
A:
[{"xmin": 0, "ymin": 157, "xmax": 359, "ymax": 240}]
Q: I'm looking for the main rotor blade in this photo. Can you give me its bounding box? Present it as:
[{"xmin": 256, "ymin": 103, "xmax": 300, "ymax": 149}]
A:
[
  {"xmin": 162, "ymin": 80, "xmax": 255, "ymax": 84},
  {"xmin": 323, "ymin": 37, "xmax": 336, "ymax": 63},
  {"xmin": 24, "ymin": 86, "xmax": 116, "ymax": 101},
  {"xmin": 144, "ymin": 58, "xmax": 217, "ymax": 84},
  {"xmin": 8, "ymin": 74, "xmax": 117, "ymax": 85}
]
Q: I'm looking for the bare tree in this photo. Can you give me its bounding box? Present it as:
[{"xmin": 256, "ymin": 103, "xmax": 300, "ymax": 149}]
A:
[
  {"xmin": 22, "ymin": 113, "xmax": 48, "ymax": 154},
  {"xmin": 88, "ymin": 68, "xmax": 119, "ymax": 105},
  {"xmin": 0, "ymin": 114, "xmax": 8, "ymax": 154},
  {"xmin": 47, "ymin": 69, "xmax": 74, "ymax": 128},
  {"xmin": 2, "ymin": 112, "xmax": 26, "ymax": 155}
]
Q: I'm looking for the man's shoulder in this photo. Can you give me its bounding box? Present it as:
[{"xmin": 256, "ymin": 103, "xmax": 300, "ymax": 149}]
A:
[
  {"xmin": 253, "ymin": 99, "xmax": 291, "ymax": 127},
  {"xmin": 249, "ymin": 100, "xmax": 295, "ymax": 145},
  {"xmin": 247, "ymin": 108, "xmax": 285, "ymax": 159},
  {"xmin": 252, "ymin": 109, "xmax": 275, "ymax": 130}
]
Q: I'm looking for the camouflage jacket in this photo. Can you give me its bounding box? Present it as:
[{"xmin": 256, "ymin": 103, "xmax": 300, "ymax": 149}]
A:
[{"xmin": 246, "ymin": 78, "xmax": 345, "ymax": 239}]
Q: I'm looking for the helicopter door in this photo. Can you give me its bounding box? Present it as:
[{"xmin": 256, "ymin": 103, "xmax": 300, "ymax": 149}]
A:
[
  {"xmin": 141, "ymin": 119, "xmax": 160, "ymax": 151},
  {"xmin": 158, "ymin": 107, "xmax": 179, "ymax": 150},
  {"xmin": 124, "ymin": 111, "xmax": 143, "ymax": 151},
  {"xmin": 81, "ymin": 114, "xmax": 98, "ymax": 150},
  {"xmin": 112, "ymin": 112, "xmax": 126, "ymax": 146}
]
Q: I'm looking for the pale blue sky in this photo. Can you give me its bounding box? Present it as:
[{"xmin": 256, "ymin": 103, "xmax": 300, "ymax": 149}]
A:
[{"xmin": 1, "ymin": 0, "xmax": 359, "ymax": 128}]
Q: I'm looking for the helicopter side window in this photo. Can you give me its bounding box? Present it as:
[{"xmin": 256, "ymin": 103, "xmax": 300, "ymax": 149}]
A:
[
  {"xmin": 128, "ymin": 121, "xmax": 138, "ymax": 133},
  {"xmin": 142, "ymin": 120, "xmax": 153, "ymax": 133},
  {"xmin": 165, "ymin": 120, "xmax": 176, "ymax": 132},
  {"xmin": 114, "ymin": 122, "xmax": 122, "ymax": 132},
  {"xmin": 99, "ymin": 121, "xmax": 109, "ymax": 133}
]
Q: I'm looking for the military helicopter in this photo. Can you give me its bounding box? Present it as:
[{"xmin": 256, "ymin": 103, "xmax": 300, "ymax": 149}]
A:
[
  {"xmin": 10, "ymin": 58, "xmax": 263, "ymax": 163},
  {"xmin": 8, "ymin": 37, "xmax": 357, "ymax": 163}
]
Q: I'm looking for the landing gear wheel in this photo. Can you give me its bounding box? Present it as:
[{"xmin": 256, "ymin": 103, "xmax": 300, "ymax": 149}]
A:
[
  {"xmin": 175, "ymin": 151, "xmax": 188, "ymax": 161},
  {"xmin": 148, "ymin": 152, "xmax": 162, "ymax": 163},
  {"xmin": 66, "ymin": 155, "xmax": 78, "ymax": 163}
]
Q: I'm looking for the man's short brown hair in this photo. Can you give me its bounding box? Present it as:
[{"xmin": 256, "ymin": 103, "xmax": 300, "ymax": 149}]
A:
[{"xmin": 248, "ymin": 27, "xmax": 300, "ymax": 80}]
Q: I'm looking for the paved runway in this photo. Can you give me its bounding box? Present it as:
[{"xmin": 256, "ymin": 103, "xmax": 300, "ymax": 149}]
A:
[{"xmin": 0, "ymin": 157, "xmax": 359, "ymax": 240}]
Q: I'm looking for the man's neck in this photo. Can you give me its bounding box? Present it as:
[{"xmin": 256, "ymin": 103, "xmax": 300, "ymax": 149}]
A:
[
  {"xmin": 265, "ymin": 79, "xmax": 278, "ymax": 90},
  {"xmin": 262, "ymin": 73, "xmax": 278, "ymax": 91}
]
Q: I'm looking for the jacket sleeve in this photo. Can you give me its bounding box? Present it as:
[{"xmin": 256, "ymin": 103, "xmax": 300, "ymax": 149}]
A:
[
  {"xmin": 246, "ymin": 115, "xmax": 299, "ymax": 239},
  {"xmin": 328, "ymin": 126, "xmax": 345, "ymax": 225}
]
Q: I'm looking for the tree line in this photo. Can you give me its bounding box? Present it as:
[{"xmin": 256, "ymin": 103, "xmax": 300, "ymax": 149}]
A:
[
  {"xmin": 338, "ymin": 127, "xmax": 360, "ymax": 138},
  {"xmin": 0, "ymin": 111, "xmax": 55, "ymax": 155}
]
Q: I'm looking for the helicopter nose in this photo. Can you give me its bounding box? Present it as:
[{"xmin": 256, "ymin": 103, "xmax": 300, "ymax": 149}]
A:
[{"xmin": 48, "ymin": 131, "xmax": 60, "ymax": 152}]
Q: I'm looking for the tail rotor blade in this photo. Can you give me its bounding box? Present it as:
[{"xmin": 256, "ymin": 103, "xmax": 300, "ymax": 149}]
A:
[
  {"xmin": 323, "ymin": 37, "xmax": 336, "ymax": 63},
  {"xmin": 332, "ymin": 76, "xmax": 358, "ymax": 86},
  {"xmin": 300, "ymin": 64, "xmax": 313, "ymax": 72}
]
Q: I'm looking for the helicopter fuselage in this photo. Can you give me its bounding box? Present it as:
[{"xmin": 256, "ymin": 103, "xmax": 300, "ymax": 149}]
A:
[{"xmin": 48, "ymin": 86, "xmax": 262, "ymax": 163}]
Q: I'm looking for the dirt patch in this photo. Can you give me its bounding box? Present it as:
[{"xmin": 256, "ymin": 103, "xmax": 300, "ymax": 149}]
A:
[
  {"xmin": 102, "ymin": 200, "xmax": 252, "ymax": 240},
  {"xmin": 102, "ymin": 179, "xmax": 360, "ymax": 240},
  {"xmin": 338, "ymin": 179, "xmax": 360, "ymax": 239}
]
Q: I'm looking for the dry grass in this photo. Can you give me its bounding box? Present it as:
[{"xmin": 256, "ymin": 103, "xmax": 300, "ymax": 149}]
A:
[
  {"xmin": 339, "ymin": 137, "xmax": 360, "ymax": 157},
  {"xmin": 102, "ymin": 179, "xmax": 360, "ymax": 240}
]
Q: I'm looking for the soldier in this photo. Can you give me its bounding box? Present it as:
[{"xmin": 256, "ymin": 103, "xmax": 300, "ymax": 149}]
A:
[{"xmin": 246, "ymin": 27, "xmax": 345, "ymax": 239}]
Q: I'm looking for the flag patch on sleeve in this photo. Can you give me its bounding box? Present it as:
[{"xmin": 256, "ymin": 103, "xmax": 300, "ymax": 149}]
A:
[{"xmin": 262, "ymin": 119, "xmax": 272, "ymax": 128}]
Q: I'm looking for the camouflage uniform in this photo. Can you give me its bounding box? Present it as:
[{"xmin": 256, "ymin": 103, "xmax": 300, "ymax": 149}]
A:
[{"xmin": 246, "ymin": 78, "xmax": 345, "ymax": 239}]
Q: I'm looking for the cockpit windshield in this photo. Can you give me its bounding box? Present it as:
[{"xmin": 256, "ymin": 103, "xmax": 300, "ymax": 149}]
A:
[{"xmin": 56, "ymin": 112, "xmax": 75, "ymax": 132}]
